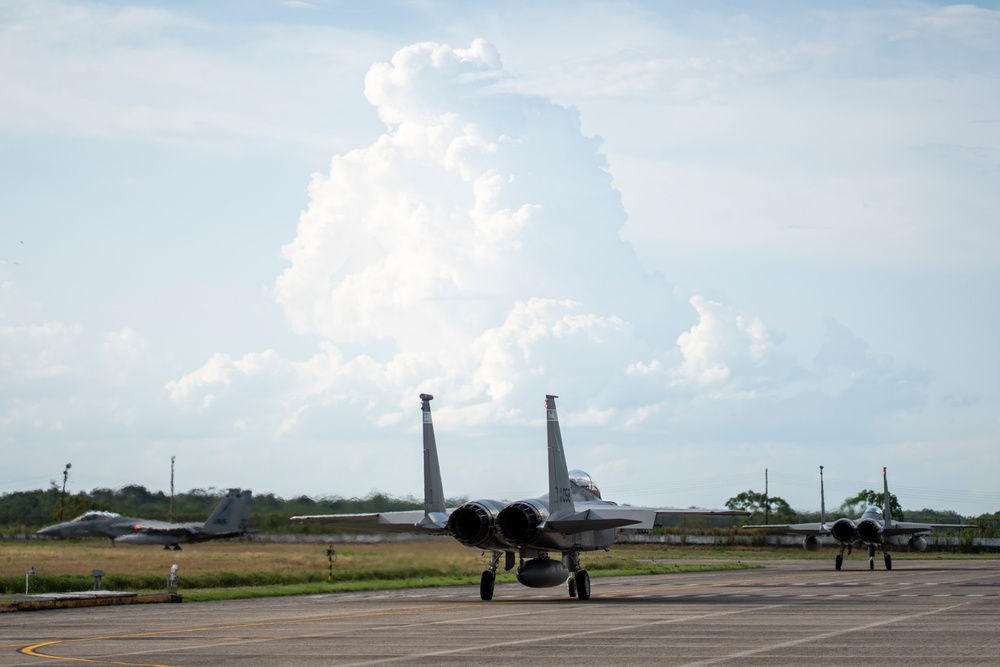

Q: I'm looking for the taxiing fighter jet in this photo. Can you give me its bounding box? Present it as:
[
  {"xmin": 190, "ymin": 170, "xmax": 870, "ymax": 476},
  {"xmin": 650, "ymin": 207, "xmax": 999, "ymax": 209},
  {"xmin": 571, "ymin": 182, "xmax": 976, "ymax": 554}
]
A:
[
  {"xmin": 37, "ymin": 488, "xmax": 252, "ymax": 549},
  {"xmin": 743, "ymin": 467, "xmax": 969, "ymax": 570},
  {"xmin": 291, "ymin": 394, "xmax": 747, "ymax": 601}
]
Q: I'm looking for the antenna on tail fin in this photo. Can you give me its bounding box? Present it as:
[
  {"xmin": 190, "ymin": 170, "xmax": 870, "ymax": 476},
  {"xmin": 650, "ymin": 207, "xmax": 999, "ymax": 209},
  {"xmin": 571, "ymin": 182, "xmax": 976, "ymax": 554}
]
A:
[{"xmin": 545, "ymin": 395, "xmax": 575, "ymax": 519}]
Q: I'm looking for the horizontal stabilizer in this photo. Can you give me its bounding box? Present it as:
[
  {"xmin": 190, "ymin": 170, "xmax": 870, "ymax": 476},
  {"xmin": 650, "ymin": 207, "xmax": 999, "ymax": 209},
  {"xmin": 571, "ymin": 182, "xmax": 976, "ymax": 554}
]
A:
[
  {"xmin": 546, "ymin": 508, "xmax": 645, "ymax": 534},
  {"xmin": 546, "ymin": 517, "xmax": 642, "ymax": 534}
]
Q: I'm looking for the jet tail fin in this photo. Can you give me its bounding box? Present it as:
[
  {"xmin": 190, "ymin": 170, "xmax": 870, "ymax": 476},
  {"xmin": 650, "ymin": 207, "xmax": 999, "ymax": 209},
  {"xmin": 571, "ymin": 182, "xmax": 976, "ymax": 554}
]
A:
[
  {"xmin": 420, "ymin": 393, "xmax": 446, "ymax": 516},
  {"xmin": 819, "ymin": 465, "xmax": 826, "ymax": 527},
  {"xmin": 882, "ymin": 466, "xmax": 892, "ymax": 528},
  {"xmin": 545, "ymin": 395, "xmax": 575, "ymax": 520},
  {"xmin": 204, "ymin": 488, "xmax": 252, "ymax": 533}
]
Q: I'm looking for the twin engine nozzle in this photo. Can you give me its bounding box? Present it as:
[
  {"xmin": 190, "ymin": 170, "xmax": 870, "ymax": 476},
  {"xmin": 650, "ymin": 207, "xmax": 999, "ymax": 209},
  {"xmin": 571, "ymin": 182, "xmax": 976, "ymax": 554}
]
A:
[
  {"xmin": 830, "ymin": 517, "xmax": 884, "ymax": 544},
  {"xmin": 446, "ymin": 499, "xmax": 549, "ymax": 550}
]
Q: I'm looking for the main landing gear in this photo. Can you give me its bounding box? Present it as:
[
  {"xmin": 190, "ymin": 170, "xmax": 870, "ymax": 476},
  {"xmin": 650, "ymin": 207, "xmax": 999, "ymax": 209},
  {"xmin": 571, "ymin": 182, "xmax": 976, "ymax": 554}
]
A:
[
  {"xmin": 836, "ymin": 542, "xmax": 851, "ymax": 570},
  {"xmin": 479, "ymin": 551, "xmax": 516, "ymax": 601},
  {"xmin": 574, "ymin": 569, "xmax": 591, "ymax": 600},
  {"xmin": 834, "ymin": 542, "xmax": 892, "ymax": 571},
  {"xmin": 480, "ymin": 570, "xmax": 495, "ymax": 601},
  {"xmin": 566, "ymin": 551, "xmax": 590, "ymax": 601},
  {"xmin": 479, "ymin": 552, "xmax": 503, "ymax": 601}
]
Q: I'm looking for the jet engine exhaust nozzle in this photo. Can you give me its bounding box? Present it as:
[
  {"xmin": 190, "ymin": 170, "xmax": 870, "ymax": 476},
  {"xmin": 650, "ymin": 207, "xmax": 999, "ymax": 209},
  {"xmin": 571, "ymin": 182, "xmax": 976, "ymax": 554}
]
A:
[
  {"xmin": 447, "ymin": 501, "xmax": 502, "ymax": 548},
  {"xmin": 856, "ymin": 519, "xmax": 882, "ymax": 543},
  {"xmin": 496, "ymin": 501, "xmax": 547, "ymax": 547},
  {"xmin": 830, "ymin": 518, "xmax": 857, "ymax": 543}
]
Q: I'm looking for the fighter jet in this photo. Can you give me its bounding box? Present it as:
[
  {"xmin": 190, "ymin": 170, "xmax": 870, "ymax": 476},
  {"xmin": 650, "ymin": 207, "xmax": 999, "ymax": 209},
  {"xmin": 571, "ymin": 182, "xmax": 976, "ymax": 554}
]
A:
[
  {"xmin": 37, "ymin": 488, "xmax": 253, "ymax": 549},
  {"xmin": 742, "ymin": 467, "xmax": 970, "ymax": 570},
  {"xmin": 291, "ymin": 394, "xmax": 747, "ymax": 601}
]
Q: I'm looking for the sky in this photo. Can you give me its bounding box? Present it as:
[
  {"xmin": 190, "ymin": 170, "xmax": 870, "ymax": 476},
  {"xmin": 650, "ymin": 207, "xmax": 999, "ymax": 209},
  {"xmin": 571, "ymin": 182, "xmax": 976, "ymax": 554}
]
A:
[{"xmin": 2, "ymin": 1, "xmax": 998, "ymax": 517}]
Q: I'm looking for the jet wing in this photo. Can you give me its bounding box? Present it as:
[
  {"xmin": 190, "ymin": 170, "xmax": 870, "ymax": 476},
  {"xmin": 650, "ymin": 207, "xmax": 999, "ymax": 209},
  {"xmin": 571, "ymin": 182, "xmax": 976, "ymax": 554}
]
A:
[
  {"xmin": 290, "ymin": 510, "xmax": 451, "ymax": 534},
  {"xmin": 883, "ymin": 521, "xmax": 970, "ymax": 537},
  {"xmin": 547, "ymin": 506, "xmax": 749, "ymax": 533},
  {"xmin": 742, "ymin": 522, "xmax": 831, "ymax": 536},
  {"xmin": 120, "ymin": 520, "xmax": 201, "ymax": 539}
]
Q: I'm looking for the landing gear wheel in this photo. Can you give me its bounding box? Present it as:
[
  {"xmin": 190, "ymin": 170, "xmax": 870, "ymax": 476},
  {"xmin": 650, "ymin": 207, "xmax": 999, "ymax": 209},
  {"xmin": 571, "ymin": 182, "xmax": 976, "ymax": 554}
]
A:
[
  {"xmin": 568, "ymin": 577, "xmax": 577, "ymax": 598},
  {"xmin": 479, "ymin": 571, "xmax": 495, "ymax": 601},
  {"xmin": 869, "ymin": 559, "xmax": 875, "ymax": 571},
  {"xmin": 575, "ymin": 569, "xmax": 591, "ymax": 601},
  {"xmin": 885, "ymin": 554, "xmax": 892, "ymax": 571},
  {"xmin": 835, "ymin": 554, "xmax": 843, "ymax": 571}
]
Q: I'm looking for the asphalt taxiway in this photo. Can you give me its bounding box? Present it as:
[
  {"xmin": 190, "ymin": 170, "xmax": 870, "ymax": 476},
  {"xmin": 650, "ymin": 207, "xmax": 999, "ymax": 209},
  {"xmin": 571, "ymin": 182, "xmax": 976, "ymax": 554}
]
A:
[{"xmin": 2, "ymin": 558, "xmax": 998, "ymax": 666}]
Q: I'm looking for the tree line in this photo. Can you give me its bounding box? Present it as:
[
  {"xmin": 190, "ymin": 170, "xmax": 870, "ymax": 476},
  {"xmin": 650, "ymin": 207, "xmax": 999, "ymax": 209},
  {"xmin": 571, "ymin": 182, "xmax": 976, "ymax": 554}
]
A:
[
  {"xmin": 723, "ymin": 488, "xmax": 1000, "ymax": 534},
  {"xmin": 0, "ymin": 484, "xmax": 463, "ymax": 534},
  {"xmin": 2, "ymin": 484, "xmax": 997, "ymax": 535}
]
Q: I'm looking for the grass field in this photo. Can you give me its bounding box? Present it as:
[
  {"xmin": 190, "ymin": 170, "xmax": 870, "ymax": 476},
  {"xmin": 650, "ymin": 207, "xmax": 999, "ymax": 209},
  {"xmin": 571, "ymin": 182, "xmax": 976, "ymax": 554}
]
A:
[{"xmin": 2, "ymin": 538, "xmax": 994, "ymax": 601}]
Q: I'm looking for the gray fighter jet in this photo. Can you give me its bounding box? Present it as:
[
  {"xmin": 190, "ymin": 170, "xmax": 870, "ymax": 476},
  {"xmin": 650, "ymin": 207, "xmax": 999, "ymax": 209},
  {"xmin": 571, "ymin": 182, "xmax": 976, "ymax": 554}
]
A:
[
  {"xmin": 37, "ymin": 488, "xmax": 252, "ymax": 549},
  {"xmin": 743, "ymin": 467, "xmax": 970, "ymax": 570},
  {"xmin": 291, "ymin": 394, "xmax": 747, "ymax": 601}
]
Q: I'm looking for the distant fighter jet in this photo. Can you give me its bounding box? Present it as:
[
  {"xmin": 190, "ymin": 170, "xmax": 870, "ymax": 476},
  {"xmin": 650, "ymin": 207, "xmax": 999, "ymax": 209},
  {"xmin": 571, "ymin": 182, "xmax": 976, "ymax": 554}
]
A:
[
  {"xmin": 291, "ymin": 394, "xmax": 747, "ymax": 601},
  {"xmin": 743, "ymin": 467, "xmax": 970, "ymax": 570},
  {"xmin": 37, "ymin": 488, "xmax": 252, "ymax": 549}
]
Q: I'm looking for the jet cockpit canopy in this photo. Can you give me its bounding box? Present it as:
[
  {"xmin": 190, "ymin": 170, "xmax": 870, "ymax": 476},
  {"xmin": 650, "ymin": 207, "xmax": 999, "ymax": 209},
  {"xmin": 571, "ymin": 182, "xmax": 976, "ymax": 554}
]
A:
[
  {"xmin": 72, "ymin": 511, "xmax": 122, "ymax": 522},
  {"xmin": 569, "ymin": 469, "xmax": 602, "ymax": 501}
]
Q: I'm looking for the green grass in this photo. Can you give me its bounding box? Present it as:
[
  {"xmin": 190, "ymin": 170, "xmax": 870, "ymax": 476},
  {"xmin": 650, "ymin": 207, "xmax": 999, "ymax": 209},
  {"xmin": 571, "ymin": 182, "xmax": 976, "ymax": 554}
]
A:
[{"xmin": 5, "ymin": 538, "xmax": 995, "ymax": 603}]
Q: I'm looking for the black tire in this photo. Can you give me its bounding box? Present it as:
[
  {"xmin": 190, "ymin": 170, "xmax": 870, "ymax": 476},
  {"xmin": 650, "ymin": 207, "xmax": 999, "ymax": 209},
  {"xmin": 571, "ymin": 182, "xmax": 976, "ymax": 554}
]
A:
[
  {"xmin": 480, "ymin": 571, "xmax": 495, "ymax": 601},
  {"xmin": 835, "ymin": 555, "xmax": 843, "ymax": 571},
  {"xmin": 885, "ymin": 554, "xmax": 892, "ymax": 571},
  {"xmin": 869, "ymin": 559, "xmax": 875, "ymax": 571},
  {"xmin": 568, "ymin": 577, "xmax": 577, "ymax": 598},
  {"xmin": 575, "ymin": 570, "xmax": 591, "ymax": 601}
]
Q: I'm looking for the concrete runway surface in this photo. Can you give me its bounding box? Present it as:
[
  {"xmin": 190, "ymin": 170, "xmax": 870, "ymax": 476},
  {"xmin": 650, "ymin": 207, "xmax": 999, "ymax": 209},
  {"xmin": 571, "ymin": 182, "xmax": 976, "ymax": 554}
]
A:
[{"xmin": 2, "ymin": 559, "xmax": 998, "ymax": 666}]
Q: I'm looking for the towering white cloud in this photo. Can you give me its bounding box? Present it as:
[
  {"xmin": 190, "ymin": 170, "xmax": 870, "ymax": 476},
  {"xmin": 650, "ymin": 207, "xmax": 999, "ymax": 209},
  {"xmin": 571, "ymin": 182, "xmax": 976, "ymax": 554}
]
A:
[
  {"xmin": 168, "ymin": 39, "xmax": 929, "ymax": 445},
  {"xmin": 266, "ymin": 39, "xmax": 671, "ymax": 421}
]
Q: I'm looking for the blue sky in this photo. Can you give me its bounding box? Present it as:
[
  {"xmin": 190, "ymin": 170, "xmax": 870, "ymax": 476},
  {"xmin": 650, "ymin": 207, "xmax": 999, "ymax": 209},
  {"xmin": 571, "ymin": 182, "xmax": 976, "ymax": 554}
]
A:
[{"xmin": 2, "ymin": 1, "xmax": 998, "ymax": 515}]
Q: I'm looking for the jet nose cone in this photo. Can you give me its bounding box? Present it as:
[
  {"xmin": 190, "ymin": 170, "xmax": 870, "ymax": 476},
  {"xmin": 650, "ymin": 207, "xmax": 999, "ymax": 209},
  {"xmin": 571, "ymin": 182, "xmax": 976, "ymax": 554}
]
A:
[{"xmin": 37, "ymin": 524, "xmax": 65, "ymax": 537}]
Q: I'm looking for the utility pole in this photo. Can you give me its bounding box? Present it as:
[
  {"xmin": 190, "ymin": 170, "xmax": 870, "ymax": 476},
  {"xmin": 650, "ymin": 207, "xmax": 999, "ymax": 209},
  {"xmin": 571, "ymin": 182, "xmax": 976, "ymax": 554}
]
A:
[
  {"xmin": 170, "ymin": 456, "xmax": 176, "ymax": 522},
  {"xmin": 58, "ymin": 463, "xmax": 72, "ymax": 521}
]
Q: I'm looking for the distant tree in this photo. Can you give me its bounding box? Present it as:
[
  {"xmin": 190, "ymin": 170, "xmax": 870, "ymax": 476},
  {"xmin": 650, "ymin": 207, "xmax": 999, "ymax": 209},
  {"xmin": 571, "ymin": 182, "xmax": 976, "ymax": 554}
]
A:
[
  {"xmin": 725, "ymin": 490, "xmax": 795, "ymax": 523},
  {"xmin": 52, "ymin": 493, "xmax": 111, "ymax": 521},
  {"xmin": 838, "ymin": 489, "xmax": 903, "ymax": 521}
]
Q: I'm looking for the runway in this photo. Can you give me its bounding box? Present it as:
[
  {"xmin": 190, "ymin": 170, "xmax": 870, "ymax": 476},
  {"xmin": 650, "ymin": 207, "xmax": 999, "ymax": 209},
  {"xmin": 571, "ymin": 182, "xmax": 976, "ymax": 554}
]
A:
[{"xmin": 2, "ymin": 559, "xmax": 998, "ymax": 666}]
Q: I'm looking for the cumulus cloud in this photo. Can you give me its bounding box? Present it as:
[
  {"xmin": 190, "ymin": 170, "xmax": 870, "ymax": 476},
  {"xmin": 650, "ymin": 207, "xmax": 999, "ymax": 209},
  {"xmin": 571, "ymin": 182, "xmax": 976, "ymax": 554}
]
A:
[
  {"xmin": 164, "ymin": 39, "xmax": 935, "ymax": 498},
  {"xmin": 261, "ymin": 39, "xmax": 673, "ymax": 422},
  {"xmin": 672, "ymin": 296, "xmax": 772, "ymax": 389}
]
